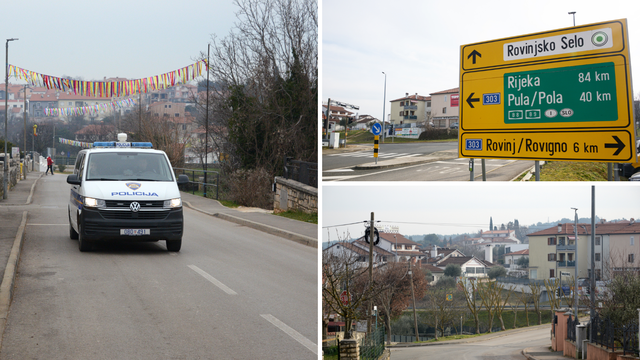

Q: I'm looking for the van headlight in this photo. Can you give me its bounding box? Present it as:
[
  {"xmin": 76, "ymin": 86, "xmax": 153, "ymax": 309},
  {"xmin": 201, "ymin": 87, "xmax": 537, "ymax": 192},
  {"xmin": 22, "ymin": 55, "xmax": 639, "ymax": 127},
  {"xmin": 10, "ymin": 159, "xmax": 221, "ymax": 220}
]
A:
[
  {"xmin": 84, "ymin": 197, "xmax": 106, "ymax": 208},
  {"xmin": 164, "ymin": 198, "xmax": 182, "ymax": 209}
]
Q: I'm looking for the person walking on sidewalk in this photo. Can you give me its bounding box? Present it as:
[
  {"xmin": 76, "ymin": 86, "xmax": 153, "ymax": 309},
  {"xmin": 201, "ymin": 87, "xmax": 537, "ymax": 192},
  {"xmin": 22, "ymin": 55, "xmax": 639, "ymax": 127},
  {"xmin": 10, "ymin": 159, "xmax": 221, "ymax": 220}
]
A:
[{"xmin": 46, "ymin": 155, "xmax": 54, "ymax": 175}]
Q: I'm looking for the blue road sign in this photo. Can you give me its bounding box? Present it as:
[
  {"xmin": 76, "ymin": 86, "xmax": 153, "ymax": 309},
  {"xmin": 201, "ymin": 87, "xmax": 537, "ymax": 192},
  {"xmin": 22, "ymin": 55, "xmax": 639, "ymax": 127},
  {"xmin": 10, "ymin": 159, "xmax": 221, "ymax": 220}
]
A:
[{"xmin": 371, "ymin": 123, "xmax": 382, "ymax": 136}]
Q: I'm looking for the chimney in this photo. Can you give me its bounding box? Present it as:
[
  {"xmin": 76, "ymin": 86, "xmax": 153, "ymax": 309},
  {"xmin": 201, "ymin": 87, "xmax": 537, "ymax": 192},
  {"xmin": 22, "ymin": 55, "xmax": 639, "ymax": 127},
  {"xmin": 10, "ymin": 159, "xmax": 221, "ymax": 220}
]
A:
[
  {"xmin": 406, "ymin": 93, "xmax": 409, "ymax": 97},
  {"xmin": 631, "ymin": 218, "xmax": 635, "ymax": 224},
  {"xmin": 485, "ymin": 244, "xmax": 493, "ymax": 263},
  {"xmin": 558, "ymin": 224, "xmax": 562, "ymax": 233},
  {"xmin": 431, "ymin": 245, "xmax": 438, "ymax": 258}
]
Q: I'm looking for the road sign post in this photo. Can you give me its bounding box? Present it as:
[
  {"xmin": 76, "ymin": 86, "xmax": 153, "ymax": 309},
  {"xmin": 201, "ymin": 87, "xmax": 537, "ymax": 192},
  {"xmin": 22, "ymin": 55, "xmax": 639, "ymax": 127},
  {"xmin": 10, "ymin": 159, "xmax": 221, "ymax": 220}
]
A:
[
  {"xmin": 459, "ymin": 19, "xmax": 636, "ymax": 166},
  {"xmin": 371, "ymin": 123, "xmax": 382, "ymax": 164}
]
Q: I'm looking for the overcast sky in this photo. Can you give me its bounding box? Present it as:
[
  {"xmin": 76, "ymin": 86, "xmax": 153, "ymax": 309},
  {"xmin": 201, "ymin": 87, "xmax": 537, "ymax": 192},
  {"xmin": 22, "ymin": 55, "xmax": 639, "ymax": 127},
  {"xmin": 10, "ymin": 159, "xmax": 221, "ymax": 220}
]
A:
[
  {"xmin": 321, "ymin": 0, "xmax": 640, "ymax": 118},
  {"xmin": 1, "ymin": 0, "xmax": 237, "ymax": 82},
  {"xmin": 322, "ymin": 183, "xmax": 640, "ymax": 243}
]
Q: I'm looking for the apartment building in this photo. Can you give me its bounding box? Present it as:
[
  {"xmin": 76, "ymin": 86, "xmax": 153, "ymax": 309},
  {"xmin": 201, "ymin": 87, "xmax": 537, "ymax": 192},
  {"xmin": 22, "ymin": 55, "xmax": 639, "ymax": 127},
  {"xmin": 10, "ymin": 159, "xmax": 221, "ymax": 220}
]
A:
[
  {"xmin": 429, "ymin": 87, "xmax": 459, "ymax": 128},
  {"xmin": 388, "ymin": 93, "xmax": 431, "ymax": 127},
  {"xmin": 528, "ymin": 220, "xmax": 640, "ymax": 281}
]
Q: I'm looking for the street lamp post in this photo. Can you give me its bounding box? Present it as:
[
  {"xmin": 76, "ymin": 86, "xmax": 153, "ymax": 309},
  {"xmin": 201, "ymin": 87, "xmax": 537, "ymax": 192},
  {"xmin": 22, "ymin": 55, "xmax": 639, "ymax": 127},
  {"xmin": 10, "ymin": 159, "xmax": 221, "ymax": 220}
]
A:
[
  {"xmin": 3, "ymin": 37, "xmax": 18, "ymax": 200},
  {"xmin": 382, "ymin": 72, "xmax": 387, "ymax": 143},
  {"xmin": 568, "ymin": 12, "xmax": 576, "ymax": 27}
]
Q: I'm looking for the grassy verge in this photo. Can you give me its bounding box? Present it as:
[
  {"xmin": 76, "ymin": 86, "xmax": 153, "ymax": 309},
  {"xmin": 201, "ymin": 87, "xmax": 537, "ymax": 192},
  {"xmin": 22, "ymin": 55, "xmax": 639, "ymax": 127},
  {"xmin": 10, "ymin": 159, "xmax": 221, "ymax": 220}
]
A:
[
  {"xmin": 327, "ymin": 129, "xmax": 456, "ymax": 145},
  {"xmin": 536, "ymin": 161, "xmax": 609, "ymax": 181},
  {"xmin": 274, "ymin": 210, "xmax": 317, "ymax": 224}
]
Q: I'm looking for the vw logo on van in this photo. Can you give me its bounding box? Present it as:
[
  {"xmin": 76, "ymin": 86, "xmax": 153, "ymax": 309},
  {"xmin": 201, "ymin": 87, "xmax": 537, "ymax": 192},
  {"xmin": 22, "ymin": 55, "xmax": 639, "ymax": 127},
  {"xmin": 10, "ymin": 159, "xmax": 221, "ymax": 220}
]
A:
[{"xmin": 130, "ymin": 202, "xmax": 141, "ymax": 212}]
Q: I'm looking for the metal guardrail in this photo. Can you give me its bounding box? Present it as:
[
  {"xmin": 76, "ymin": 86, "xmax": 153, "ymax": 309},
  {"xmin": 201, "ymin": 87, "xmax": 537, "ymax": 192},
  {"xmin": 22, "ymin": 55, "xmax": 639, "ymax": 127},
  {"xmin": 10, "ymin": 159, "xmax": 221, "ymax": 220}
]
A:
[
  {"xmin": 284, "ymin": 157, "xmax": 317, "ymax": 188},
  {"xmin": 173, "ymin": 167, "xmax": 220, "ymax": 200},
  {"xmin": 590, "ymin": 314, "xmax": 617, "ymax": 350}
]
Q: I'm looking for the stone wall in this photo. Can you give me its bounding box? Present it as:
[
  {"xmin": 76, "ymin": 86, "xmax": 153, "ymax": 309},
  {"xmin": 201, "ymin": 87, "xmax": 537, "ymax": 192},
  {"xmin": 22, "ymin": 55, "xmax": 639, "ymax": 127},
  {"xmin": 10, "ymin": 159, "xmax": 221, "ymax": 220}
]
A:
[
  {"xmin": 273, "ymin": 177, "xmax": 317, "ymax": 214},
  {"xmin": 0, "ymin": 163, "xmax": 20, "ymax": 199}
]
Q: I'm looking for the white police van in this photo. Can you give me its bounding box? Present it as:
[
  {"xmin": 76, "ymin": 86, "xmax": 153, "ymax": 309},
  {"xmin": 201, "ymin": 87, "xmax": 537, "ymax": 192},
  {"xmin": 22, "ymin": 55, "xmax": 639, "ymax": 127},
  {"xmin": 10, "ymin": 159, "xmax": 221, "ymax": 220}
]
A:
[{"xmin": 67, "ymin": 133, "xmax": 189, "ymax": 252}]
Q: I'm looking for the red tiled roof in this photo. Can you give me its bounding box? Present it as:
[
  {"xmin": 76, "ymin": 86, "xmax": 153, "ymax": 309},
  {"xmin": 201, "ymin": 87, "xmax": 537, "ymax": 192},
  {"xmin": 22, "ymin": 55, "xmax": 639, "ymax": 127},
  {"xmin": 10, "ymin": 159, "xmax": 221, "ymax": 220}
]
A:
[
  {"xmin": 505, "ymin": 249, "xmax": 529, "ymax": 256},
  {"xmin": 390, "ymin": 94, "xmax": 431, "ymax": 102},
  {"xmin": 430, "ymin": 87, "xmax": 459, "ymax": 95}
]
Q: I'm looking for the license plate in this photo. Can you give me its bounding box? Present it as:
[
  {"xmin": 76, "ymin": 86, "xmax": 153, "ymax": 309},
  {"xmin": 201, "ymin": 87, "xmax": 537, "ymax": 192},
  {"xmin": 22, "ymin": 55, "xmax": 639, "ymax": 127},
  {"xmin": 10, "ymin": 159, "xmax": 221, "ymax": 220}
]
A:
[{"xmin": 120, "ymin": 229, "xmax": 150, "ymax": 236}]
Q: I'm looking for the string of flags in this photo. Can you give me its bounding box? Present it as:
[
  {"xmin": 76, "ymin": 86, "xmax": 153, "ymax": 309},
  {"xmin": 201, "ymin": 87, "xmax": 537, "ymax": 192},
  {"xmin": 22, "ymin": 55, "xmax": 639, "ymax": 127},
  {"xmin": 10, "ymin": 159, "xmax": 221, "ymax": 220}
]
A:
[
  {"xmin": 44, "ymin": 98, "xmax": 136, "ymax": 117},
  {"xmin": 8, "ymin": 60, "xmax": 206, "ymax": 98},
  {"xmin": 58, "ymin": 138, "xmax": 93, "ymax": 148}
]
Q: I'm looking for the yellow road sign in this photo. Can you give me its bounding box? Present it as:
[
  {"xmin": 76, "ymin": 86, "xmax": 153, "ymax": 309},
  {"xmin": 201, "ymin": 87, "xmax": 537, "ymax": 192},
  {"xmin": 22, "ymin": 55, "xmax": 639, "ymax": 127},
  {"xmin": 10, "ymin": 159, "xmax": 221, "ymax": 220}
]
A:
[{"xmin": 459, "ymin": 19, "xmax": 636, "ymax": 162}]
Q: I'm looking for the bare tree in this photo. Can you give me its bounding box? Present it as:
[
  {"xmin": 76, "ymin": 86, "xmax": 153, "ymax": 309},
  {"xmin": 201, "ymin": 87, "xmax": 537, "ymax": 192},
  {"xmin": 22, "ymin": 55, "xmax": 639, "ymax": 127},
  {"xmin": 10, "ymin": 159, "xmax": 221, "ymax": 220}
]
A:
[
  {"xmin": 529, "ymin": 281, "xmax": 543, "ymax": 325},
  {"xmin": 517, "ymin": 290, "xmax": 533, "ymax": 327},
  {"xmin": 198, "ymin": 0, "xmax": 318, "ymax": 179},
  {"xmin": 493, "ymin": 284, "xmax": 514, "ymax": 331},
  {"xmin": 544, "ymin": 278, "xmax": 562, "ymax": 314},
  {"xmin": 458, "ymin": 278, "xmax": 482, "ymax": 334},
  {"xmin": 374, "ymin": 263, "xmax": 428, "ymax": 344}
]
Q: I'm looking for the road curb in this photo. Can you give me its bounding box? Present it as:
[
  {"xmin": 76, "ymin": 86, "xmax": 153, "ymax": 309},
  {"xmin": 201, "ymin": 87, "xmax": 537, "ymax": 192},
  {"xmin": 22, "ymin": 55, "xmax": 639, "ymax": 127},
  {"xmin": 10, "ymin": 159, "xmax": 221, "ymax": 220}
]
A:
[
  {"xmin": 0, "ymin": 210, "xmax": 28, "ymax": 349},
  {"xmin": 26, "ymin": 173, "xmax": 43, "ymax": 205},
  {"xmin": 183, "ymin": 202, "xmax": 317, "ymax": 248}
]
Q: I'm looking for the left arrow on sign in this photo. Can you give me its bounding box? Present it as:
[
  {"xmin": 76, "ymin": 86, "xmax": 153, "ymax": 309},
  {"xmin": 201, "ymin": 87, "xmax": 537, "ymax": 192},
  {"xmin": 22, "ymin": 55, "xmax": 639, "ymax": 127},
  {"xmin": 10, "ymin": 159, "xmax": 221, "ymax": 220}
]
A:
[
  {"xmin": 604, "ymin": 136, "xmax": 625, "ymax": 156},
  {"xmin": 467, "ymin": 49, "xmax": 482, "ymax": 64},
  {"xmin": 466, "ymin": 93, "xmax": 480, "ymax": 108}
]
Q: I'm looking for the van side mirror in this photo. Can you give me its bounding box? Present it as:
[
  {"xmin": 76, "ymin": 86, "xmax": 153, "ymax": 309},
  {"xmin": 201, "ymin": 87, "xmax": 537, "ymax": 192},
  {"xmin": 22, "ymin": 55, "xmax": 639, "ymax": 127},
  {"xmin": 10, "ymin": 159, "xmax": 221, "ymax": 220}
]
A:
[
  {"xmin": 67, "ymin": 174, "xmax": 81, "ymax": 185},
  {"xmin": 177, "ymin": 174, "xmax": 189, "ymax": 185}
]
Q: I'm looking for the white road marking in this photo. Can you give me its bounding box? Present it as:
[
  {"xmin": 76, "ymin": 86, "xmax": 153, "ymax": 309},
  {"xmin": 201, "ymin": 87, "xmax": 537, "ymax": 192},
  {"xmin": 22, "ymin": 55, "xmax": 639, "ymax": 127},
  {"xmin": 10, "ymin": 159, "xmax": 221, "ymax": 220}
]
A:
[
  {"xmin": 188, "ymin": 265, "xmax": 237, "ymax": 295},
  {"xmin": 28, "ymin": 224, "xmax": 68, "ymax": 226},
  {"xmin": 324, "ymin": 168, "xmax": 354, "ymax": 172},
  {"xmin": 260, "ymin": 314, "xmax": 318, "ymax": 354}
]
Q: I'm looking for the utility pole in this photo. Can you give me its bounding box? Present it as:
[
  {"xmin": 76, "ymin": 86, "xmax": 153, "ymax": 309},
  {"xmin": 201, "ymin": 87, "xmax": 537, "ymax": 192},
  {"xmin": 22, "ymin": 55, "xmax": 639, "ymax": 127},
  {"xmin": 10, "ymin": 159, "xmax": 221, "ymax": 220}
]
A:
[
  {"xmin": 590, "ymin": 186, "xmax": 595, "ymax": 342},
  {"xmin": 23, "ymin": 85, "xmax": 27, "ymax": 179},
  {"xmin": 410, "ymin": 258, "xmax": 419, "ymax": 340},
  {"xmin": 368, "ymin": 212, "xmax": 374, "ymax": 334},
  {"xmin": 204, "ymin": 43, "xmax": 210, "ymax": 198}
]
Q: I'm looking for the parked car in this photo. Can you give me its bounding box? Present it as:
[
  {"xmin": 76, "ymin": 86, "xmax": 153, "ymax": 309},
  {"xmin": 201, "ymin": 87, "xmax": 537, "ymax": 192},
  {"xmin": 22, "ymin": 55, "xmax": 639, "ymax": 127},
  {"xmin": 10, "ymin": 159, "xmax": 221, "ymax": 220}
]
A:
[
  {"xmin": 449, "ymin": 122, "xmax": 459, "ymax": 129},
  {"xmin": 622, "ymin": 139, "xmax": 640, "ymax": 179}
]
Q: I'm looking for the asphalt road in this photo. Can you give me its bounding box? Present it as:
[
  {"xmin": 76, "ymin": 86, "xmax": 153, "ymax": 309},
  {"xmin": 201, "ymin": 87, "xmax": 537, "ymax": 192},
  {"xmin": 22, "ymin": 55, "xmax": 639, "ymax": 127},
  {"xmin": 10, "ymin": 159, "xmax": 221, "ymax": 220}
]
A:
[
  {"xmin": 0, "ymin": 174, "xmax": 318, "ymax": 359},
  {"xmin": 390, "ymin": 324, "xmax": 550, "ymax": 360},
  {"xmin": 323, "ymin": 142, "xmax": 458, "ymax": 170}
]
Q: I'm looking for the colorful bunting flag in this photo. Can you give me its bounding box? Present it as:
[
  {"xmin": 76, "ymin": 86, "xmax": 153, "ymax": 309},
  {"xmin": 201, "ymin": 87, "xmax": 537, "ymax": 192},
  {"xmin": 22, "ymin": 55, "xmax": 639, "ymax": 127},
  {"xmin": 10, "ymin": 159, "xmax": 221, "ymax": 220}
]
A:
[{"xmin": 8, "ymin": 61, "xmax": 205, "ymax": 98}]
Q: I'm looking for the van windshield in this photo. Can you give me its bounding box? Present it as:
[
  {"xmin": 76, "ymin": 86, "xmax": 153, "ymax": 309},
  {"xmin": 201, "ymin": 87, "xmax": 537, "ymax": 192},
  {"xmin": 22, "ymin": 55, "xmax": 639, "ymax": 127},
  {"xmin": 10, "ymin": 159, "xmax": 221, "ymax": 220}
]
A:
[{"xmin": 86, "ymin": 152, "xmax": 174, "ymax": 181}]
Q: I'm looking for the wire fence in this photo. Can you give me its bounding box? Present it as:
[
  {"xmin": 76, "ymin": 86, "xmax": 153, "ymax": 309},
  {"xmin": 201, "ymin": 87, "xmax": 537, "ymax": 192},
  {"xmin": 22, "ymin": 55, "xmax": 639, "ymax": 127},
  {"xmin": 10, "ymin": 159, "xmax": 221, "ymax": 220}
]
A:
[
  {"xmin": 173, "ymin": 167, "xmax": 221, "ymax": 200},
  {"xmin": 359, "ymin": 327, "xmax": 385, "ymax": 360}
]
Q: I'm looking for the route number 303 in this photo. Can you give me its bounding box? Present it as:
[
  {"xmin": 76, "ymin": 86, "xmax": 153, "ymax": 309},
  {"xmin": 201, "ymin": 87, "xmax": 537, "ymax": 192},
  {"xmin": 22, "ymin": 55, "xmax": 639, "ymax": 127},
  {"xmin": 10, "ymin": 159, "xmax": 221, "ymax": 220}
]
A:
[{"xmin": 465, "ymin": 139, "xmax": 483, "ymax": 151}]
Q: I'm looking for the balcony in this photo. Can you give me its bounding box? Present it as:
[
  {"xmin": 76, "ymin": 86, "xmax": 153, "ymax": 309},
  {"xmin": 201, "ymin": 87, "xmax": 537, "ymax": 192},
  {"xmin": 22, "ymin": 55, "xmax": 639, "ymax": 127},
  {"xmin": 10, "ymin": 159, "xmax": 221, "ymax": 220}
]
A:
[
  {"xmin": 402, "ymin": 105, "xmax": 417, "ymax": 110},
  {"xmin": 558, "ymin": 260, "xmax": 575, "ymax": 267},
  {"xmin": 403, "ymin": 115, "xmax": 417, "ymax": 120},
  {"xmin": 557, "ymin": 244, "xmax": 575, "ymax": 251}
]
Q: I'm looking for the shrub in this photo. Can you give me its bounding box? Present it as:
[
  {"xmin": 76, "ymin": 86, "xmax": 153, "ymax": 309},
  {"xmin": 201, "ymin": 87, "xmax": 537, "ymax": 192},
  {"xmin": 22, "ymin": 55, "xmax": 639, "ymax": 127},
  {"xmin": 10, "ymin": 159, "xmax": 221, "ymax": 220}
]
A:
[
  {"xmin": 487, "ymin": 266, "xmax": 507, "ymax": 279},
  {"xmin": 57, "ymin": 164, "xmax": 66, "ymax": 173},
  {"xmin": 418, "ymin": 128, "xmax": 457, "ymax": 141},
  {"xmin": 226, "ymin": 168, "xmax": 273, "ymax": 209}
]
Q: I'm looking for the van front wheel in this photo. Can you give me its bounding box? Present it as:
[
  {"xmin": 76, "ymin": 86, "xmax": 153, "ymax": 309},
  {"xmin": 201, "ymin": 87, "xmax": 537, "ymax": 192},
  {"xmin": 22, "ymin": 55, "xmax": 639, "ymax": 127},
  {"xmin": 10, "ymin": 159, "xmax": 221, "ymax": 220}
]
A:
[
  {"xmin": 166, "ymin": 239, "xmax": 181, "ymax": 252},
  {"xmin": 78, "ymin": 224, "xmax": 92, "ymax": 252}
]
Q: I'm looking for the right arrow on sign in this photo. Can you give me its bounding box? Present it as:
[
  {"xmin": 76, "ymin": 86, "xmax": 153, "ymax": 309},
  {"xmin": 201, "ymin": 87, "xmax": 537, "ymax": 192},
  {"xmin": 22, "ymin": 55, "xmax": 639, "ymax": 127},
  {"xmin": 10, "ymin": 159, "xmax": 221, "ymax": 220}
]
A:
[
  {"xmin": 466, "ymin": 93, "xmax": 480, "ymax": 108},
  {"xmin": 604, "ymin": 136, "xmax": 625, "ymax": 155}
]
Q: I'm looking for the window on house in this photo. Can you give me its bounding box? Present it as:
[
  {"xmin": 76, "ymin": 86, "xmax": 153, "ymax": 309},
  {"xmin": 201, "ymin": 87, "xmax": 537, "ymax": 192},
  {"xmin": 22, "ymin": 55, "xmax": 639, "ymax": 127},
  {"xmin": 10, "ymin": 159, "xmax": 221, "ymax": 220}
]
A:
[
  {"xmin": 399, "ymin": 111, "xmax": 403, "ymax": 116},
  {"xmin": 568, "ymin": 253, "xmax": 574, "ymax": 261},
  {"xmin": 548, "ymin": 253, "xmax": 556, "ymax": 261},
  {"xmin": 595, "ymin": 253, "xmax": 600, "ymax": 261},
  {"xmin": 595, "ymin": 237, "xmax": 601, "ymax": 245},
  {"xmin": 558, "ymin": 253, "xmax": 565, "ymax": 261},
  {"xmin": 442, "ymin": 107, "xmax": 447, "ymax": 114},
  {"xmin": 550, "ymin": 269, "xmax": 555, "ymax": 278},
  {"xmin": 631, "ymin": 236, "xmax": 635, "ymax": 246},
  {"xmin": 530, "ymin": 269, "xmax": 537, "ymax": 279},
  {"xmin": 629, "ymin": 254, "xmax": 635, "ymax": 263},
  {"xmin": 595, "ymin": 269, "xmax": 601, "ymax": 281},
  {"xmin": 548, "ymin": 237, "xmax": 557, "ymax": 245},
  {"xmin": 175, "ymin": 113, "xmax": 179, "ymax": 117},
  {"xmin": 558, "ymin": 237, "xmax": 566, "ymax": 246}
]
